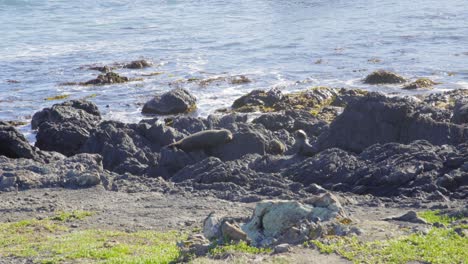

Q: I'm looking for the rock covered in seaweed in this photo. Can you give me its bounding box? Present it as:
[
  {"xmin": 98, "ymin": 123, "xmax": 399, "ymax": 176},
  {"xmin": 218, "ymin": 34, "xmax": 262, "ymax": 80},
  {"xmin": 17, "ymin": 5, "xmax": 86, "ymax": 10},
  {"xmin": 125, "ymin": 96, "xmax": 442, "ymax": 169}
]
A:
[{"xmin": 363, "ymin": 70, "xmax": 407, "ymax": 84}]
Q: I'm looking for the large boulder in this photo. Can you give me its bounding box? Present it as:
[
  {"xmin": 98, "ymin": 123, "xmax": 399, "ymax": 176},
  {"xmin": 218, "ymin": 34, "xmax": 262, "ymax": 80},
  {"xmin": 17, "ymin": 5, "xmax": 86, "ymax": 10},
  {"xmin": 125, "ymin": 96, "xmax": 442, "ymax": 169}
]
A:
[
  {"xmin": 242, "ymin": 197, "xmax": 346, "ymax": 246},
  {"xmin": 142, "ymin": 88, "xmax": 197, "ymax": 115},
  {"xmin": 84, "ymin": 72, "xmax": 129, "ymax": 85},
  {"xmin": 32, "ymin": 100, "xmax": 101, "ymax": 156}
]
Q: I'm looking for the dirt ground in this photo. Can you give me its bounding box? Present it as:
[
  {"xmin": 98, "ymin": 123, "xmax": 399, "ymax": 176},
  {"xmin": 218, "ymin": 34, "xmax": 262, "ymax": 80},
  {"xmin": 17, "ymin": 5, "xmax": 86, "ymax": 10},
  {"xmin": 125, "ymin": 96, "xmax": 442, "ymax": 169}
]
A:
[{"xmin": 0, "ymin": 187, "xmax": 464, "ymax": 264}]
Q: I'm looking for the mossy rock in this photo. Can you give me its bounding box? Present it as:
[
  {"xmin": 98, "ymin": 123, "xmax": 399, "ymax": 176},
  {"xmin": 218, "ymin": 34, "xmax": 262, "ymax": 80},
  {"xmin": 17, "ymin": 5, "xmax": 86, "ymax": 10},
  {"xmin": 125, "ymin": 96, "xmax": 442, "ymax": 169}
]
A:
[
  {"xmin": 364, "ymin": 70, "xmax": 407, "ymax": 84},
  {"xmin": 403, "ymin": 78, "xmax": 438, "ymax": 90},
  {"xmin": 84, "ymin": 72, "xmax": 129, "ymax": 85}
]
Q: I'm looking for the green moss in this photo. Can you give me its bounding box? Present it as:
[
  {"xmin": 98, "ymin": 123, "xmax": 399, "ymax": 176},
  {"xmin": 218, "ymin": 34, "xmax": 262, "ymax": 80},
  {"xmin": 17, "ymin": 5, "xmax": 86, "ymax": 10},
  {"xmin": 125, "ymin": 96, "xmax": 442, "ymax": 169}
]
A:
[
  {"xmin": 210, "ymin": 241, "xmax": 271, "ymax": 256},
  {"xmin": 50, "ymin": 210, "xmax": 94, "ymax": 222},
  {"xmin": 0, "ymin": 215, "xmax": 184, "ymax": 263},
  {"xmin": 418, "ymin": 210, "xmax": 463, "ymax": 225},
  {"xmin": 312, "ymin": 226, "xmax": 468, "ymax": 264},
  {"xmin": 44, "ymin": 94, "xmax": 70, "ymax": 101}
]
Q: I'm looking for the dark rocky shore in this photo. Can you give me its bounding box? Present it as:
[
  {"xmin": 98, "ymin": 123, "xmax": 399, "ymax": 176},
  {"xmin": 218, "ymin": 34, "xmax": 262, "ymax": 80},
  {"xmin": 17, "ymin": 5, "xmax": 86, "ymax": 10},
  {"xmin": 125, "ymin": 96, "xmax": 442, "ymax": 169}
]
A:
[
  {"xmin": 2, "ymin": 83, "xmax": 467, "ymax": 200},
  {"xmin": 1, "ymin": 72, "xmax": 467, "ymax": 262}
]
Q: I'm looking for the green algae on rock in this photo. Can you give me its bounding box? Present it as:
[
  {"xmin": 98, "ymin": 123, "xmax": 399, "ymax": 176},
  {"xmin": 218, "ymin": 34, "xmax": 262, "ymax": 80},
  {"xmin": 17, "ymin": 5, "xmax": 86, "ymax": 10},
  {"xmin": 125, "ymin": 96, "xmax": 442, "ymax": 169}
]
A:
[
  {"xmin": 364, "ymin": 70, "xmax": 407, "ymax": 84},
  {"xmin": 403, "ymin": 78, "xmax": 438, "ymax": 90}
]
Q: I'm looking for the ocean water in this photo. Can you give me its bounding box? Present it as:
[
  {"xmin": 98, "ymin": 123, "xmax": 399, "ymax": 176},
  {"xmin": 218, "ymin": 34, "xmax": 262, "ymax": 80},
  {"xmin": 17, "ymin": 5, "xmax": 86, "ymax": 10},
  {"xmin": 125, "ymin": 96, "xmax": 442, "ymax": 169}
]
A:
[{"xmin": 1, "ymin": 0, "xmax": 467, "ymax": 133}]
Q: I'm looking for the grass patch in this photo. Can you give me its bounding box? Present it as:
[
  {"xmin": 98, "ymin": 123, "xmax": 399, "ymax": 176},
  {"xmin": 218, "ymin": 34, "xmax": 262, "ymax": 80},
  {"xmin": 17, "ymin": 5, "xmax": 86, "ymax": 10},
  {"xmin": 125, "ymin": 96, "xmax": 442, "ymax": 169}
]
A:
[
  {"xmin": 44, "ymin": 94, "xmax": 70, "ymax": 101},
  {"xmin": 312, "ymin": 226, "xmax": 468, "ymax": 264},
  {"xmin": 0, "ymin": 214, "xmax": 184, "ymax": 263},
  {"xmin": 49, "ymin": 210, "xmax": 94, "ymax": 222},
  {"xmin": 210, "ymin": 241, "xmax": 271, "ymax": 257},
  {"xmin": 418, "ymin": 210, "xmax": 463, "ymax": 225}
]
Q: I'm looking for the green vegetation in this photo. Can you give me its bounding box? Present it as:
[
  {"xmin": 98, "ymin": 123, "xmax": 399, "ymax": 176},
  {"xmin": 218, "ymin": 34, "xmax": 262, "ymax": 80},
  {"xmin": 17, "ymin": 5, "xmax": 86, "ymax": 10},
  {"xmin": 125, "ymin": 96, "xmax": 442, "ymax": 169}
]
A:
[
  {"xmin": 49, "ymin": 210, "xmax": 94, "ymax": 222},
  {"xmin": 0, "ymin": 213, "xmax": 183, "ymax": 264},
  {"xmin": 311, "ymin": 210, "xmax": 468, "ymax": 264},
  {"xmin": 210, "ymin": 241, "xmax": 271, "ymax": 257},
  {"xmin": 418, "ymin": 210, "xmax": 463, "ymax": 225},
  {"xmin": 44, "ymin": 94, "xmax": 70, "ymax": 101}
]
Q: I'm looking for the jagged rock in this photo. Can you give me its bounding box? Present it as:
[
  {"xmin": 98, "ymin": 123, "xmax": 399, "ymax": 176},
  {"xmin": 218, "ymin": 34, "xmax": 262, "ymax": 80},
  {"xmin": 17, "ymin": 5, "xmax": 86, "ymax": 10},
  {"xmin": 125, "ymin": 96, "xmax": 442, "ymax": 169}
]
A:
[
  {"xmin": 80, "ymin": 121, "xmax": 159, "ymax": 175},
  {"xmin": 35, "ymin": 122, "xmax": 91, "ymax": 157},
  {"xmin": 84, "ymin": 72, "xmax": 129, "ymax": 85},
  {"xmin": 31, "ymin": 100, "xmax": 101, "ymax": 130},
  {"xmin": 313, "ymin": 93, "xmax": 468, "ymax": 153},
  {"xmin": 142, "ymin": 88, "xmax": 197, "ymax": 115},
  {"xmin": 178, "ymin": 234, "xmax": 211, "ymax": 257},
  {"xmin": 364, "ymin": 70, "xmax": 407, "ymax": 84}
]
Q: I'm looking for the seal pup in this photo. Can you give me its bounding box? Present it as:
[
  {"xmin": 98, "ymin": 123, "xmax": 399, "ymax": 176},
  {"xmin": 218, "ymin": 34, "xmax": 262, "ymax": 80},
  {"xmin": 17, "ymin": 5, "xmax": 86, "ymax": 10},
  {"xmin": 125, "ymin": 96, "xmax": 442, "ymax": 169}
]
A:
[
  {"xmin": 166, "ymin": 129, "xmax": 233, "ymax": 152},
  {"xmin": 294, "ymin": 130, "xmax": 316, "ymax": 156}
]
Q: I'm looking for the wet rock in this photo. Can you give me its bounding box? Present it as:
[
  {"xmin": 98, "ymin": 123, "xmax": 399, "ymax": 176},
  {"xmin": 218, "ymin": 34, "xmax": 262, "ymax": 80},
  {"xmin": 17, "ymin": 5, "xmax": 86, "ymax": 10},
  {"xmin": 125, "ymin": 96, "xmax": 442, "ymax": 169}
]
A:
[
  {"xmin": 423, "ymin": 89, "xmax": 468, "ymax": 110},
  {"xmin": 403, "ymin": 78, "xmax": 437, "ymax": 90},
  {"xmin": 383, "ymin": 211, "xmax": 428, "ymax": 224},
  {"xmin": 363, "ymin": 70, "xmax": 407, "ymax": 84},
  {"xmin": 142, "ymin": 88, "xmax": 197, "ymax": 115},
  {"xmin": 452, "ymin": 100, "xmax": 468, "ymax": 124},
  {"xmin": 84, "ymin": 72, "xmax": 129, "ymax": 85},
  {"xmin": 31, "ymin": 100, "xmax": 101, "ymax": 130},
  {"xmin": 155, "ymin": 147, "xmax": 207, "ymax": 179},
  {"xmin": 230, "ymin": 75, "xmax": 252, "ymax": 84},
  {"xmin": 165, "ymin": 116, "xmax": 207, "ymax": 134},
  {"xmin": 124, "ymin": 60, "xmax": 152, "ymax": 69}
]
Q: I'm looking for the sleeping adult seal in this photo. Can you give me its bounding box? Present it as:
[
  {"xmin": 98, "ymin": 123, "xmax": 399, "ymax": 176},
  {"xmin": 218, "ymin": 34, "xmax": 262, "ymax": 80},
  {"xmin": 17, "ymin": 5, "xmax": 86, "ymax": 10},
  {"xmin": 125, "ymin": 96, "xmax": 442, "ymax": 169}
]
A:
[{"xmin": 166, "ymin": 129, "xmax": 233, "ymax": 152}]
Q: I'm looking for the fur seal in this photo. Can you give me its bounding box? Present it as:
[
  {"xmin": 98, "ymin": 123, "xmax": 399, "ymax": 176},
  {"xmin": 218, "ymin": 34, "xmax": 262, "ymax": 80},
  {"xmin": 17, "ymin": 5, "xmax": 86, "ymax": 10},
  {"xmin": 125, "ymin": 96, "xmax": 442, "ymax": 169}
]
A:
[
  {"xmin": 294, "ymin": 130, "xmax": 316, "ymax": 156},
  {"xmin": 166, "ymin": 129, "xmax": 233, "ymax": 152}
]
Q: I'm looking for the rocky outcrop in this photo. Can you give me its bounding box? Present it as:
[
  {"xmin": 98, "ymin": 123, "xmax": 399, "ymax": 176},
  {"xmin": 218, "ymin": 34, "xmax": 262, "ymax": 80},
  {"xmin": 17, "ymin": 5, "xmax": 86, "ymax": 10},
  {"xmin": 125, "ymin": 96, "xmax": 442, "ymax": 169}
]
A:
[
  {"xmin": 84, "ymin": 72, "xmax": 129, "ymax": 85},
  {"xmin": 32, "ymin": 100, "xmax": 101, "ymax": 157},
  {"xmin": 0, "ymin": 154, "xmax": 110, "ymax": 191},
  {"xmin": 363, "ymin": 70, "xmax": 407, "ymax": 84},
  {"xmin": 142, "ymin": 88, "xmax": 197, "ymax": 115},
  {"xmin": 313, "ymin": 93, "xmax": 468, "ymax": 153}
]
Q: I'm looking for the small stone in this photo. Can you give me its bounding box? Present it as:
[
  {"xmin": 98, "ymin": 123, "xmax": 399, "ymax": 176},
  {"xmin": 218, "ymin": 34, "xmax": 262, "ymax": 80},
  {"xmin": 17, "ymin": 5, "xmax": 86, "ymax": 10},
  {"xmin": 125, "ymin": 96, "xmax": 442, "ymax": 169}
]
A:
[
  {"xmin": 384, "ymin": 211, "xmax": 428, "ymax": 224},
  {"xmin": 273, "ymin": 243, "xmax": 291, "ymax": 254},
  {"xmin": 221, "ymin": 221, "xmax": 248, "ymax": 242},
  {"xmin": 364, "ymin": 70, "xmax": 407, "ymax": 84}
]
